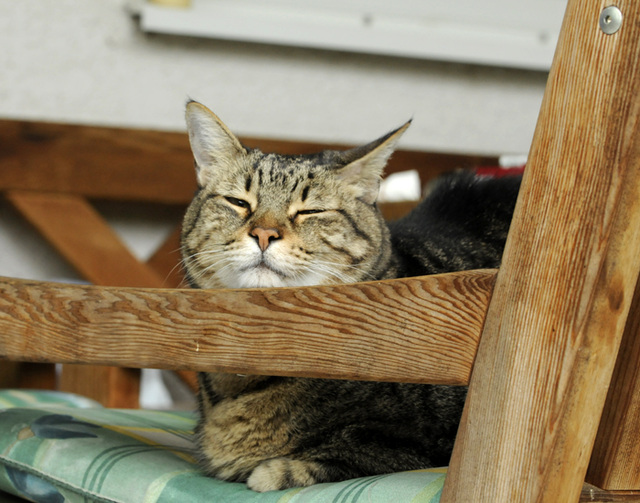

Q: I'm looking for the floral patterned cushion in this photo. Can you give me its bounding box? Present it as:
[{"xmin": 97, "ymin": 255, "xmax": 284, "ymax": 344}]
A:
[{"xmin": 0, "ymin": 389, "xmax": 446, "ymax": 503}]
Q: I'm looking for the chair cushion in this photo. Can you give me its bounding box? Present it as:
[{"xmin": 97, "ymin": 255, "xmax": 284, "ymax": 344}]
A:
[{"xmin": 0, "ymin": 390, "xmax": 446, "ymax": 502}]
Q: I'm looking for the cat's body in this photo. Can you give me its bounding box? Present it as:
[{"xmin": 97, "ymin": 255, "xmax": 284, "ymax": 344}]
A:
[{"xmin": 181, "ymin": 101, "xmax": 521, "ymax": 492}]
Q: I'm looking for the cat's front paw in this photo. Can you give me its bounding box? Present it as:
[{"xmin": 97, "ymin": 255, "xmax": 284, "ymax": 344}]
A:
[{"xmin": 247, "ymin": 457, "xmax": 323, "ymax": 492}]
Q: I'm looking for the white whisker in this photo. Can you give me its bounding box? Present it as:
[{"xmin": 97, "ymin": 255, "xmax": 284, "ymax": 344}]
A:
[{"xmin": 308, "ymin": 259, "xmax": 377, "ymax": 282}]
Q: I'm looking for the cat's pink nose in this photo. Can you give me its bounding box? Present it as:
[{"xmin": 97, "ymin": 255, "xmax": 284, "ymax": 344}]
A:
[{"xmin": 250, "ymin": 227, "xmax": 281, "ymax": 251}]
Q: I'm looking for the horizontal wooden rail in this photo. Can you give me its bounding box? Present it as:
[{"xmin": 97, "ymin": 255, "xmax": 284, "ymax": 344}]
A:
[
  {"xmin": 0, "ymin": 270, "xmax": 496, "ymax": 384},
  {"xmin": 0, "ymin": 120, "xmax": 498, "ymax": 204}
]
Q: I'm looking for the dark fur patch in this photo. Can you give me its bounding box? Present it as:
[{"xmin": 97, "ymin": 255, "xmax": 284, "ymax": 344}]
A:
[{"xmin": 336, "ymin": 208, "xmax": 371, "ymax": 243}]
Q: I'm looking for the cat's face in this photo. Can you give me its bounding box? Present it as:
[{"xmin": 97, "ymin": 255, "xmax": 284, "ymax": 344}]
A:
[{"xmin": 181, "ymin": 102, "xmax": 409, "ymax": 289}]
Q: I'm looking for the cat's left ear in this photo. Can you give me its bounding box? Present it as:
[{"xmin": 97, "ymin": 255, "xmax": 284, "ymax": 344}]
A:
[{"xmin": 335, "ymin": 120, "xmax": 411, "ymax": 204}]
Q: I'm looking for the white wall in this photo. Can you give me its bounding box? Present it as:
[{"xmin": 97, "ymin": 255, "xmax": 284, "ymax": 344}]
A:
[
  {"xmin": 0, "ymin": 0, "xmax": 549, "ymax": 282},
  {"xmin": 1, "ymin": 0, "xmax": 547, "ymax": 153}
]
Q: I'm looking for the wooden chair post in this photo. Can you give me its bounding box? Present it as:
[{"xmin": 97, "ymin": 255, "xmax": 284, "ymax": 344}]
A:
[
  {"xmin": 586, "ymin": 278, "xmax": 640, "ymax": 490},
  {"xmin": 442, "ymin": 0, "xmax": 640, "ymax": 501}
]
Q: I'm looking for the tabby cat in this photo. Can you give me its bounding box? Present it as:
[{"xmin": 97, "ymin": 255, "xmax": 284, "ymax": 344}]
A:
[{"xmin": 181, "ymin": 101, "xmax": 521, "ymax": 492}]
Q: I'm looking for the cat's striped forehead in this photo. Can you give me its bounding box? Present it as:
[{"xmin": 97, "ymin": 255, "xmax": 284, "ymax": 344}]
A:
[{"xmin": 243, "ymin": 151, "xmax": 337, "ymax": 197}]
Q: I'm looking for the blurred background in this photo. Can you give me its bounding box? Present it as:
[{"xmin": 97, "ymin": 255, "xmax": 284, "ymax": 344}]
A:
[
  {"xmin": 0, "ymin": 0, "xmax": 565, "ymax": 407},
  {"xmin": 0, "ymin": 0, "xmax": 564, "ymax": 281}
]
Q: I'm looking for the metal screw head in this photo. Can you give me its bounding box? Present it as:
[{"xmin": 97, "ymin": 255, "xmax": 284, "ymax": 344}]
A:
[{"xmin": 600, "ymin": 6, "xmax": 623, "ymax": 35}]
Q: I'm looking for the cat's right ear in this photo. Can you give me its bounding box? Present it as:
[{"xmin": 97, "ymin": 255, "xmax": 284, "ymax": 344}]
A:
[{"xmin": 185, "ymin": 101, "xmax": 246, "ymax": 187}]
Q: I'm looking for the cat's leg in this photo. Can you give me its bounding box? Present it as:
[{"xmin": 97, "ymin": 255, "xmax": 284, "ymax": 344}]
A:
[{"xmin": 247, "ymin": 457, "xmax": 327, "ymax": 492}]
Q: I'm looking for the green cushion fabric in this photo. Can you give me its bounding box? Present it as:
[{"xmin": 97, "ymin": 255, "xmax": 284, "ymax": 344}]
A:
[
  {"xmin": 0, "ymin": 389, "xmax": 104, "ymax": 410},
  {"xmin": 0, "ymin": 389, "xmax": 446, "ymax": 503}
]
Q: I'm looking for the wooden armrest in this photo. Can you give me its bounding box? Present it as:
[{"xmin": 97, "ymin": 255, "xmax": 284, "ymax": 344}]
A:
[{"xmin": 0, "ymin": 270, "xmax": 495, "ymax": 385}]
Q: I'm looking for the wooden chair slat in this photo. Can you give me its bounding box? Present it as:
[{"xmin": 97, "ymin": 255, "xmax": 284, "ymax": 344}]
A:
[{"xmin": 0, "ymin": 270, "xmax": 495, "ymax": 385}]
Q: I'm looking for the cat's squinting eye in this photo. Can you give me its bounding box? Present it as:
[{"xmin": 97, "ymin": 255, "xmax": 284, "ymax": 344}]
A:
[
  {"xmin": 224, "ymin": 196, "xmax": 251, "ymax": 210},
  {"xmin": 296, "ymin": 209, "xmax": 325, "ymax": 217}
]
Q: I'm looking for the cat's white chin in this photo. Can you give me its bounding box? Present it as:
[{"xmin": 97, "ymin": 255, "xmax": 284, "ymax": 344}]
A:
[
  {"xmin": 221, "ymin": 265, "xmax": 330, "ymax": 289},
  {"xmin": 234, "ymin": 266, "xmax": 289, "ymax": 288}
]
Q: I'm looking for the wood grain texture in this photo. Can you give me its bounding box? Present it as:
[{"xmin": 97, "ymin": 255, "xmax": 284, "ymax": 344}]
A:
[
  {"xmin": 0, "ymin": 270, "xmax": 495, "ymax": 385},
  {"xmin": 0, "ymin": 120, "xmax": 196, "ymax": 204},
  {"xmin": 580, "ymin": 485, "xmax": 640, "ymax": 502},
  {"xmin": 6, "ymin": 191, "xmax": 174, "ymax": 407},
  {"xmin": 442, "ymin": 0, "xmax": 640, "ymax": 501},
  {"xmin": 0, "ymin": 119, "xmax": 497, "ymax": 204},
  {"xmin": 7, "ymin": 191, "xmax": 166, "ymax": 288},
  {"xmin": 587, "ymin": 277, "xmax": 640, "ymax": 489},
  {"xmin": 145, "ymin": 226, "xmax": 200, "ymax": 392}
]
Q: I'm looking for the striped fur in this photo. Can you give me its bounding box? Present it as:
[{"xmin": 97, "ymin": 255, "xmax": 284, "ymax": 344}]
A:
[
  {"xmin": 181, "ymin": 101, "xmax": 521, "ymax": 492},
  {"xmin": 182, "ymin": 102, "xmax": 406, "ymax": 290}
]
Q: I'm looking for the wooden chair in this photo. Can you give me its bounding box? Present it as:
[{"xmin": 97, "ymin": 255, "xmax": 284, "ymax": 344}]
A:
[
  {"xmin": 2, "ymin": 0, "xmax": 640, "ymax": 500},
  {"xmin": 0, "ymin": 112, "xmax": 488, "ymax": 409}
]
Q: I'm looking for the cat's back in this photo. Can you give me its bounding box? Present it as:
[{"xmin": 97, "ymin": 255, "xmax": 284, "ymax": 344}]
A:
[{"xmin": 389, "ymin": 170, "xmax": 522, "ymax": 277}]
